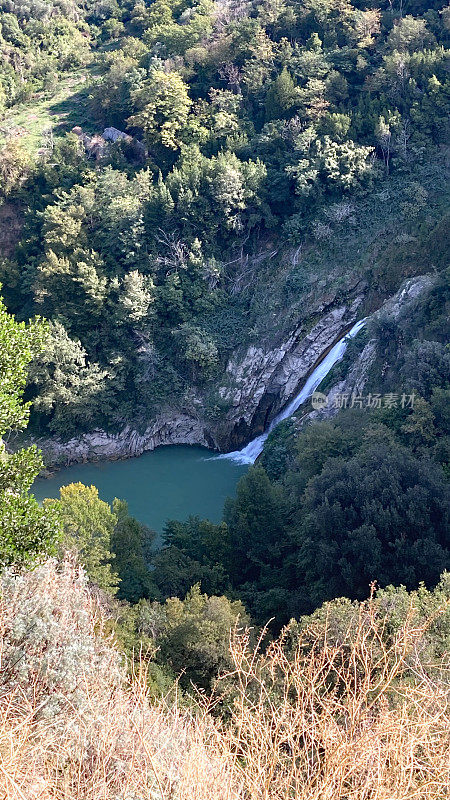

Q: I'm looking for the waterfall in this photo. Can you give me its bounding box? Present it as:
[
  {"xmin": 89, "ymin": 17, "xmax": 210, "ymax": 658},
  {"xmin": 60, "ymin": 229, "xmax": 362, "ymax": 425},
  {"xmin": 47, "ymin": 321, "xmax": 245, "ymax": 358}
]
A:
[{"xmin": 217, "ymin": 319, "xmax": 366, "ymax": 465}]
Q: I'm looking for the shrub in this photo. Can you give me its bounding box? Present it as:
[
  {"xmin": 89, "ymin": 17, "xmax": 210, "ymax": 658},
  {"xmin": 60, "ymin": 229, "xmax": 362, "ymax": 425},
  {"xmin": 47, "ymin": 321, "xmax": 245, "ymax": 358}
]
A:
[{"xmin": 0, "ymin": 560, "xmax": 449, "ymax": 798}]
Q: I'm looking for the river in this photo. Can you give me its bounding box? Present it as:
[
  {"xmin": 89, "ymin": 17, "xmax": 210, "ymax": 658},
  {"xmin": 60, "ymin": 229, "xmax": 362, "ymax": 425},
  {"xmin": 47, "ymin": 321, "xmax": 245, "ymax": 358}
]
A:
[{"xmin": 33, "ymin": 320, "xmax": 365, "ymax": 532}]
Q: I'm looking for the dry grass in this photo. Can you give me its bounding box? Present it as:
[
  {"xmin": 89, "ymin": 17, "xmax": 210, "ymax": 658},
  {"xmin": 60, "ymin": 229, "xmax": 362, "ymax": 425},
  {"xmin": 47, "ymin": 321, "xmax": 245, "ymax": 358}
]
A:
[{"xmin": 0, "ymin": 561, "xmax": 448, "ymax": 799}]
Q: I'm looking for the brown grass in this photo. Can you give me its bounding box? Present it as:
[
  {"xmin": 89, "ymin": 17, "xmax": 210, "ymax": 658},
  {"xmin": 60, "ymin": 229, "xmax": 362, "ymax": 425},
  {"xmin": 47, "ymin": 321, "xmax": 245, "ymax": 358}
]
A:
[{"xmin": 0, "ymin": 562, "xmax": 448, "ymax": 799}]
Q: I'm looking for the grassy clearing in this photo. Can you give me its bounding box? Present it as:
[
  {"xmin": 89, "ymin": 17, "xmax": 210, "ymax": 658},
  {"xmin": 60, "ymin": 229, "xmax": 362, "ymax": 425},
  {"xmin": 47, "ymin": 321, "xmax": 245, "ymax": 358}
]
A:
[{"xmin": 0, "ymin": 68, "xmax": 95, "ymax": 155}]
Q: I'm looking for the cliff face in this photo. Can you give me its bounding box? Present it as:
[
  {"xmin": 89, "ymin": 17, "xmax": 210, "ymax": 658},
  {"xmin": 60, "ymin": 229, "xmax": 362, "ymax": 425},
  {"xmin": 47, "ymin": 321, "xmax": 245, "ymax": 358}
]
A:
[
  {"xmin": 30, "ymin": 276, "xmax": 431, "ymax": 468},
  {"xmin": 214, "ymin": 298, "xmax": 364, "ymax": 449},
  {"xmin": 33, "ymin": 415, "xmax": 214, "ymax": 467},
  {"xmin": 306, "ymin": 275, "xmax": 434, "ymax": 425},
  {"xmin": 31, "ymin": 300, "xmax": 365, "ymax": 466}
]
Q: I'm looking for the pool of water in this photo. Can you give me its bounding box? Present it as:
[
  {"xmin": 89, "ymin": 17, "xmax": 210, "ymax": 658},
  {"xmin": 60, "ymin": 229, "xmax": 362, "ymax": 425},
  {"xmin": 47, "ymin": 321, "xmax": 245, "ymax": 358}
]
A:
[{"xmin": 33, "ymin": 445, "xmax": 248, "ymax": 535}]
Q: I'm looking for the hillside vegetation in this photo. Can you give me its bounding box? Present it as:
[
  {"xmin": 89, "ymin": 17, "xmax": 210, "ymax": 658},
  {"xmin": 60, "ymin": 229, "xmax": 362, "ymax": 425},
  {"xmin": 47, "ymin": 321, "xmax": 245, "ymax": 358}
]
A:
[
  {"xmin": 0, "ymin": 286, "xmax": 447, "ymax": 797},
  {"xmin": 0, "ymin": 0, "xmax": 449, "ymax": 792},
  {"xmin": 0, "ymin": 557, "xmax": 449, "ymax": 799},
  {"xmin": 0, "ymin": 0, "xmax": 449, "ymax": 436}
]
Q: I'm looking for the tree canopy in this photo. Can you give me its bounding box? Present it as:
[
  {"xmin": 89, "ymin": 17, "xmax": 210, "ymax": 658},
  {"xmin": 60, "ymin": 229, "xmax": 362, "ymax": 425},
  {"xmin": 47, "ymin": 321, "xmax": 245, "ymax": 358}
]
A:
[{"xmin": 0, "ymin": 292, "xmax": 60, "ymax": 567}]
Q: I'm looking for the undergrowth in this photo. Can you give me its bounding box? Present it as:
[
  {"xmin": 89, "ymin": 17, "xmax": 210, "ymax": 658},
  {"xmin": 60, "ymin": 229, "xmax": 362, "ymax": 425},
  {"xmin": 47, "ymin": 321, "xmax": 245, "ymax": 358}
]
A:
[{"xmin": 0, "ymin": 558, "xmax": 448, "ymax": 799}]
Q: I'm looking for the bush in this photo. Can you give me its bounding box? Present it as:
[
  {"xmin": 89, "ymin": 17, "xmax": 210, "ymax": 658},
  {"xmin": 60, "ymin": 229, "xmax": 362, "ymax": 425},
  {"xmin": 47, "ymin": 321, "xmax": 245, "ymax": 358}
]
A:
[{"xmin": 0, "ymin": 562, "xmax": 449, "ymax": 798}]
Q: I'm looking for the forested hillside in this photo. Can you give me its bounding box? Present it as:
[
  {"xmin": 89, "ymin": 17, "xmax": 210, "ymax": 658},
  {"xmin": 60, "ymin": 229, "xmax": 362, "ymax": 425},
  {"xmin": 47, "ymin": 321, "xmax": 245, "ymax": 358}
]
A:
[
  {"xmin": 0, "ymin": 0, "xmax": 449, "ymax": 794},
  {"xmin": 0, "ymin": 0, "xmax": 449, "ymax": 437}
]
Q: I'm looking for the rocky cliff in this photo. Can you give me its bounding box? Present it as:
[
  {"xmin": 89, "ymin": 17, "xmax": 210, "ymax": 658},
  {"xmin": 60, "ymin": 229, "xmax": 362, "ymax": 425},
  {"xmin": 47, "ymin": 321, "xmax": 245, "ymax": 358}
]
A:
[
  {"xmin": 29, "ymin": 276, "xmax": 432, "ymax": 468},
  {"xmin": 214, "ymin": 297, "xmax": 364, "ymax": 449},
  {"xmin": 306, "ymin": 274, "xmax": 435, "ymax": 424}
]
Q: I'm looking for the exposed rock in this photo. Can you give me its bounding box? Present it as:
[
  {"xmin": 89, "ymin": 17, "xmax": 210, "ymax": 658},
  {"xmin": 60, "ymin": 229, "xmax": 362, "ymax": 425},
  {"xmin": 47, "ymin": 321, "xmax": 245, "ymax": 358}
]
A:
[
  {"xmin": 102, "ymin": 127, "xmax": 131, "ymax": 143},
  {"xmin": 72, "ymin": 125, "xmax": 148, "ymax": 163},
  {"xmin": 306, "ymin": 275, "xmax": 435, "ymax": 423},
  {"xmin": 33, "ymin": 413, "xmax": 215, "ymax": 467},
  {"xmin": 30, "ymin": 275, "xmax": 434, "ymax": 469},
  {"xmin": 33, "ymin": 299, "xmax": 365, "ymax": 466},
  {"xmin": 214, "ymin": 297, "xmax": 364, "ymax": 448},
  {"xmin": 308, "ymin": 339, "xmax": 378, "ymax": 422},
  {"xmin": 72, "ymin": 127, "xmax": 106, "ymax": 159},
  {"xmin": 373, "ymin": 273, "xmax": 434, "ymax": 320}
]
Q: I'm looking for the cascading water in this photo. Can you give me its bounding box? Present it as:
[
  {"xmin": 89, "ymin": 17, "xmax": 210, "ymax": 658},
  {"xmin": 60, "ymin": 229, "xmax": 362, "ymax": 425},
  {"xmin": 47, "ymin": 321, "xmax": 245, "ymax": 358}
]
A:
[{"xmin": 218, "ymin": 319, "xmax": 366, "ymax": 465}]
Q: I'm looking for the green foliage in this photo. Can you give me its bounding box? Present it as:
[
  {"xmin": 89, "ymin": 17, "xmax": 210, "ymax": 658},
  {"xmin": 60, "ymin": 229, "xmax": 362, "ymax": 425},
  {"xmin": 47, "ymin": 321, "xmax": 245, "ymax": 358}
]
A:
[
  {"xmin": 2, "ymin": 0, "xmax": 448, "ymax": 440},
  {"xmin": 45, "ymin": 483, "xmax": 158, "ymax": 600},
  {"xmin": 173, "ymin": 322, "xmax": 219, "ymax": 378},
  {"xmin": 0, "ymin": 445, "xmax": 60, "ymax": 568},
  {"xmin": 0, "ymin": 291, "xmax": 60, "ymax": 568},
  {"xmin": 156, "ymin": 584, "xmax": 249, "ymax": 690},
  {"xmin": 292, "ymin": 439, "xmax": 448, "ymax": 612},
  {"xmin": 50, "ymin": 482, "xmax": 119, "ymax": 595},
  {"xmin": 149, "ymin": 279, "xmax": 449, "ymax": 626},
  {"xmin": 119, "ymin": 583, "xmax": 250, "ymax": 692},
  {"xmin": 111, "ymin": 498, "xmax": 155, "ymax": 602},
  {"xmin": 224, "ymin": 466, "xmax": 289, "ymax": 587},
  {"xmin": 151, "ymin": 516, "xmax": 231, "ymax": 598},
  {"xmin": 287, "ymin": 571, "xmax": 450, "ymax": 687},
  {"xmin": 0, "ymin": 141, "xmax": 31, "ymax": 196},
  {"xmin": 128, "ymin": 69, "xmax": 192, "ymax": 150},
  {"xmin": 265, "ymin": 68, "xmax": 298, "ymax": 121},
  {"xmin": 28, "ymin": 321, "xmax": 111, "ymax": 436},
  {"xmin": 0, "ymin": 291, "xmax": 44, "ymax": 432}
]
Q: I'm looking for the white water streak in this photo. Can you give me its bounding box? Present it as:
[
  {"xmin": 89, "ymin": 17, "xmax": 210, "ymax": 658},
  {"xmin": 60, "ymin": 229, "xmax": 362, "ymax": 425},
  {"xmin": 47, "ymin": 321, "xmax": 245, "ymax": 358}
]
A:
[{"xmin": 216, "ymin": 319, "xmax": 366, "ymax": 465}]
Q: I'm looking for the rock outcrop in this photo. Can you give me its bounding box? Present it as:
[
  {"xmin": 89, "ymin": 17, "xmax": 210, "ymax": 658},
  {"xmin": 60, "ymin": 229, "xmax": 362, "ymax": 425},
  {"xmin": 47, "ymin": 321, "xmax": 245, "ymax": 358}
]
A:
[
  {"xmin": 30, "ymin": 275, "xmax": 433, "ymax": 468},
  {"xmin": 31, "ymin": 300, "xmax": 365, "ymax": 466},
  {"xmin": 33, "ymin": 414, "xmax": 213, "ymax": 467},
  {"xmin": 214, "ymin": 297, "xmax": 364, "ymax": 448},
  {"xmin": 71, "ymin": 126, "xmax": 147, "ymax": 162},
  {"xmin": 306, "ymin": 274, "xmax": 434, "ymax": 423}
]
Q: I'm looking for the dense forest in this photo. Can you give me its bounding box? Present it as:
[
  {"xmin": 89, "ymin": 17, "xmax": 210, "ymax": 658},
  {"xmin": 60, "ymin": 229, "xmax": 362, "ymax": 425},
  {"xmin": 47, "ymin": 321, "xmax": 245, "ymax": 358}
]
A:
[
  {"xmin": 0, "ymin": 0, "xmax": 449, "ymax": 793},
  {"xmin": 0, "ymin": 0, "xmax": 449, "ymax": 435}
]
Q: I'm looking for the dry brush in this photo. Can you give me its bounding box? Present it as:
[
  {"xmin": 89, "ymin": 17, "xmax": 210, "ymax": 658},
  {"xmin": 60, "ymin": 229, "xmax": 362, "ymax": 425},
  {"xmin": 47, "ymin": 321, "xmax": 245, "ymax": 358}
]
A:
[{"xmin": 0, "ymin": 560, "xmax": 448, "ymax": 799}]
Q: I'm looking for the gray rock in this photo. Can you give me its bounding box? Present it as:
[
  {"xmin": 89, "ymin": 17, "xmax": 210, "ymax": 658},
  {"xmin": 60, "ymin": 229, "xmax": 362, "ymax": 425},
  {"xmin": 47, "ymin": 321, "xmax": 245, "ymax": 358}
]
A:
[
  {"xmin": 33, "ymin": 414, "xmax": 213, "ymax": 467},
  {"xmin": 306, "ymin": 274, "xmax": 434, "ymax": 423},
  {"xmin": 102, "ymin": 127, "xmax": 131, "ymax": 143},
  {"xmin": 215, "ymin": 298, "xmax": 364, "ymax": 447},
  {"xmin": 30, "ymin": 275, "xmax": 434, "ymax": 468}
]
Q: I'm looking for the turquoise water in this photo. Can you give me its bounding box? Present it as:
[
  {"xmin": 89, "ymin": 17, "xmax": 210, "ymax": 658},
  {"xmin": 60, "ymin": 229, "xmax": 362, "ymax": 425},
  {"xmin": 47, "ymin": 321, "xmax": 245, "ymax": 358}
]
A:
[{"xmin": 33, "ymin": 446, "xmax": 248, "ymax": 534}]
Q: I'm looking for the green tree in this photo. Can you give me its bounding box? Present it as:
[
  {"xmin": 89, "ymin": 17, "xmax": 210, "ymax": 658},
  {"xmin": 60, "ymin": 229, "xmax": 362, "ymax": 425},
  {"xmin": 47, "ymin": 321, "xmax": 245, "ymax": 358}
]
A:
[
  {"xmin": 128, "ymin": 69, "xmax": 192, "ymax": 150},
  {"xmin": 89, "ymin": 54, "xmax": 144, "ymax": 128},
  {"xmin": 28, "ymin": 321, "xmax": 110, "ymax": 436},
  {"xmin": 292, "ymin": 442, "xmax": 449, "ymax": 612},
  {"xmin": 111, "ymin": 498, "xmax": 155, "ymax": 602},
  {"xmin": 0, "ymin": 141, "xmax": 31, "ymax": 196},
  {"xmin": 50, "ymin": 483, "xmax": 119, "ymax": 594},
  {"xmin": 400, "ymin": 339, "xmax": 450, "ymax": 397},
  {"xmin": 224, "ymin": 466, "xmax": 290, "ymax": 587},
  {"xmin": 265, "ymin": 67, "xmax": 298, "ymax": 121},
  {"xmin": 151, "ymin": 516, "xmax": 231, "ymax": 598},
  {"xmin": 118, "ymin": 270, "xmax": 155, "ymax": 326},
  {"xmin": 156, "ymin": 584, "xmax": 250, "ymax": 690},
  {"xmin": 386, "ymin": 16, "xmax": 433, "ymax": 53},
  {"xmin": 0, "ymin": 293, "xmax": 60, "ymax": 567},
  {"xmin": 207, "ymin": 151, "xmax": 267, "ymax": 233},
  {"xmin": 287, "ymin": 571, "xmax": 450, "ymax": 685},
  {"xmin": 34, "ymin": 249, "xmax": 108, "ymax": 336},
  {"xmin": 174, "ymin": 323, "xmax": 219, "ymax": 378}
]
